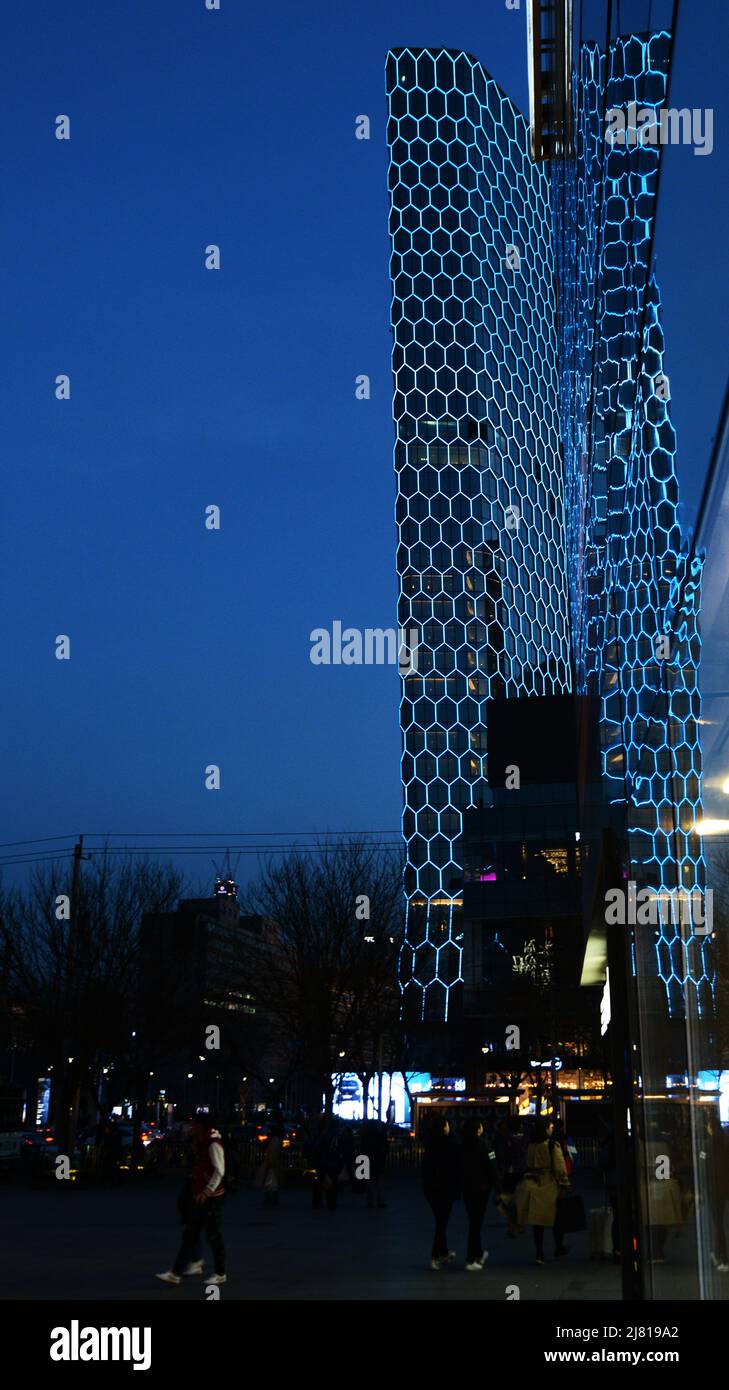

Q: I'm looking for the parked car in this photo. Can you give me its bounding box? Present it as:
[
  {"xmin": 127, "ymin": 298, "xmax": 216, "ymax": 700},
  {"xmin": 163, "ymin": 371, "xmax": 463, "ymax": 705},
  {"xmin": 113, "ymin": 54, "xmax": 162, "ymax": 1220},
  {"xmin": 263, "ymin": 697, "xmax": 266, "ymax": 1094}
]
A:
[
  {"xmin": 232, "ymin": 1114, "xmax": 299, "ymax": 1146},
  {"xmin": 18, "ymin": 1128, "xmax": 59, "ymax": 1167},
  {"xmin": 0, "ymin": 1130, "xmax": 27, "ymax": 1172}
]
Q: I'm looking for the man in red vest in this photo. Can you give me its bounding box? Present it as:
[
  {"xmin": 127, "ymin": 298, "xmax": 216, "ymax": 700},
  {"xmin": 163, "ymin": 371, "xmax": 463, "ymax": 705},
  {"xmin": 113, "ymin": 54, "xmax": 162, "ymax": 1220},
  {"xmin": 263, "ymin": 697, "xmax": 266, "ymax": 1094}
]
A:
[{"xmin": 157, "ymin": 1113, "xmax": 226, "ymax": 1286}]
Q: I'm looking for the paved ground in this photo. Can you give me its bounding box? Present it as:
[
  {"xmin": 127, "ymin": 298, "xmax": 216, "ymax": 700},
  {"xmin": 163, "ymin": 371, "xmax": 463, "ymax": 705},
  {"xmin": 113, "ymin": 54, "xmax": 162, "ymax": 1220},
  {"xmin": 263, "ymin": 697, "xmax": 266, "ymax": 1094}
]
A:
[{"xmin": 0, "ymin": 1170, "xmax": 633, "ymax": 1301}]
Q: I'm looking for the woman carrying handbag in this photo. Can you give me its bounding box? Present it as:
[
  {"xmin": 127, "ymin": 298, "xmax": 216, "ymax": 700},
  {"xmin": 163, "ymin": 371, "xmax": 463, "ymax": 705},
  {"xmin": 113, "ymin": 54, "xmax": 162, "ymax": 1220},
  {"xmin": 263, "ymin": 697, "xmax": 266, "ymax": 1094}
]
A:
[{"xmin": 514, "ymin": 1117, "xmax": 571, "ymax": 1264}]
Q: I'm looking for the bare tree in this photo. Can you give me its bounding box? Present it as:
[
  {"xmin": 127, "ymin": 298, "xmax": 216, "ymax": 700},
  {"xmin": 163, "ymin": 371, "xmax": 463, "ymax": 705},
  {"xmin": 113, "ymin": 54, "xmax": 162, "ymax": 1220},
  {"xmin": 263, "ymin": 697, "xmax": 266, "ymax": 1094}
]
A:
[
  {"xmin": 0, "ymin": 851, "xmax": 184, "ymax": 1153},
  {"xmin": 239, "ymin": 840, "xmax": 404, "ymax": 1114}
]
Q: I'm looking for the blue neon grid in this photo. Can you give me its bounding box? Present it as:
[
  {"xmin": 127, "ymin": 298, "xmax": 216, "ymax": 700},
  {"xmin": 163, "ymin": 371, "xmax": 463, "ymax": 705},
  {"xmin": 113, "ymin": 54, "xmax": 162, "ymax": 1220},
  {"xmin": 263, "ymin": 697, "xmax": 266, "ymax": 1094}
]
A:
[
  {"xmin": 552, "ymin": 32, "xmax": 711, "ymax": 1014},
  {"xmin": 386, "ymin": 48, "xmax": 571, "ymax": 1022}
]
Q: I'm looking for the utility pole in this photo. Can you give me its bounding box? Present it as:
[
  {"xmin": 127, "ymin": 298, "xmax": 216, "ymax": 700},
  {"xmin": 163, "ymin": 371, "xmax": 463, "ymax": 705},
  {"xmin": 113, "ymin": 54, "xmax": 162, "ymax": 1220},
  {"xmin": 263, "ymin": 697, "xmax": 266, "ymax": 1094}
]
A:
[
  {"xmin": 68, "ymin": 835, "xmax": 83, "ymax": 984},
  {"xmin": 58, "ymin": 837, "xmax": 84, "ymax": 1156}
]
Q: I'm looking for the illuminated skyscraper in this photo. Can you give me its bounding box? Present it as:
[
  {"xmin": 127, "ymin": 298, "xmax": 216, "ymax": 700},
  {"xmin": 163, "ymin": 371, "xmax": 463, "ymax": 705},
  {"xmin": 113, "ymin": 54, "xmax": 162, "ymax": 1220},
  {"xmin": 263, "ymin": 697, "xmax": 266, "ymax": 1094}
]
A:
[
  {"xmin": 386, "ymin": 15, "xmax": 716, "ymax": 1299},
  {"xmin": 551, "ymin": 31, "xmax": 710, "ymax": 1016},
  {"xmin": 548, "ymin": 23, "xmax": 714, "ymax": 1298},
  {"xmin": 385, "ymin": 48, "xmax": 571, "ymax": 1023}
]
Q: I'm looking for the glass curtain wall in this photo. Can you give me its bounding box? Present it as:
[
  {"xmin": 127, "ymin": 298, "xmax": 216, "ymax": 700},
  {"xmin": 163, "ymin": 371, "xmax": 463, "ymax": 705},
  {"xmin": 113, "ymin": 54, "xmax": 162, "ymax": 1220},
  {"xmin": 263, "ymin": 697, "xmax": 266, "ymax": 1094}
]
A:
[{"xmin": 552, "ymin": 0, "xmax": 727, "ymax": 1298}]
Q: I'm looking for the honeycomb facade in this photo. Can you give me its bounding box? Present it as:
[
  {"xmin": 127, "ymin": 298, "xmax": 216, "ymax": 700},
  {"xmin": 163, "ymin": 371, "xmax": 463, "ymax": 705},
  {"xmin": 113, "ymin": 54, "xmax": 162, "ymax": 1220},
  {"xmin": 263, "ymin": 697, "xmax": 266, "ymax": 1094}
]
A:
[
  {"xmin": 385, "ymin": 48, "xmax": 571, "ymax": 1023},
  {"xmin": 552, "ymin": 32, "xmax": 710, "ymax": 1014}
]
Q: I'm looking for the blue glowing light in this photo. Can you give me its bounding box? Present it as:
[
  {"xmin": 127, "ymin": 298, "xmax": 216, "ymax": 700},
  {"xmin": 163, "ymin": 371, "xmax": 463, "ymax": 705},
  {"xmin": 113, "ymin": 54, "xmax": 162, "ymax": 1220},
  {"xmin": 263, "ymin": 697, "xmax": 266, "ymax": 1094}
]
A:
[
  {"xmin": 386, "ymin": 47, "xmax": 571, "ymax": 1023},
  {"xmin": 552, "ymin": 32, "xmax": 711, "ymax": 1014}
]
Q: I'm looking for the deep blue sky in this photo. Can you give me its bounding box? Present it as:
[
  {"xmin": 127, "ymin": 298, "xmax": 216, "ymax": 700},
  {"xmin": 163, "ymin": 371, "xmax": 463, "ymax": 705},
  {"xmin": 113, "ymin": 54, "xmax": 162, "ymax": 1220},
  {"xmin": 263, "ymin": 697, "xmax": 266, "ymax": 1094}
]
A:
[{"xmin": 1, "ymin": 0, "xmax": 725, "ymax": 887}]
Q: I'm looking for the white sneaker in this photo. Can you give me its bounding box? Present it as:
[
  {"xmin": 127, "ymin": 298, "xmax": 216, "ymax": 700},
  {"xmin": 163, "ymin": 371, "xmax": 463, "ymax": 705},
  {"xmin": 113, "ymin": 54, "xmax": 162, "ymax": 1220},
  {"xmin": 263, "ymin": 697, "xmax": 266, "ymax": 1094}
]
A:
[
  {"xmin": 207, "ymin": 1273, "xmax": 227, "ymax": 1285},
  {"xmin": 156, "ymin": 1271, "xmax": 180, "ymax": 1285},
  {"xmin": 465, "ymin": 1261, "xmax": 483, "ymax": 1272},
  {"xmin": 429, "ymin": 1258, "xmax": 441, "ymax": 1271},
  {"xmin": 445, "ymin": 1250, "xmax": 457, "ymax": 1262},
  {"xmin": 182, "ymin": 1261, "xmax": 204, "ymax": 1277}
]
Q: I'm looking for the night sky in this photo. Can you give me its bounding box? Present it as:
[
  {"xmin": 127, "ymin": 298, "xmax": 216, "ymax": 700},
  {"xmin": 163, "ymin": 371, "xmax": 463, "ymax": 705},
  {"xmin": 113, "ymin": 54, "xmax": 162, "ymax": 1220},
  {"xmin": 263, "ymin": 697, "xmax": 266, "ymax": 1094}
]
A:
[{"xmin": 1, "ymin": 0, "xmax": 726, "ymax": 886}]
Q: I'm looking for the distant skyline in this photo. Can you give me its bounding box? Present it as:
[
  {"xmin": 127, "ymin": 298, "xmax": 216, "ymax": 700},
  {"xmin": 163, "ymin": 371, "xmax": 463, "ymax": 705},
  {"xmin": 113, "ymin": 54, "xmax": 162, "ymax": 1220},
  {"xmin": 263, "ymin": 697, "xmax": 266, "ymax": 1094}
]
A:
[{"xmin": 1, "ymin": 0, "xmax": 726, "ymax": 889}]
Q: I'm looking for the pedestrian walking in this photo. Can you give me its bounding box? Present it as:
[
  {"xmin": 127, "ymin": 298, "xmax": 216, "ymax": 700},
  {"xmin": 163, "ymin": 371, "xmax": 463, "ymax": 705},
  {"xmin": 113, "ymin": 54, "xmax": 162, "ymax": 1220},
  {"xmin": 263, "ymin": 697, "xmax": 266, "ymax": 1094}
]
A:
[
  {"xmin": 360, "ymin": 1118, "xmax": 388, "ymax": 1208},
  {"xmin": 460, "ymin": 1117, "xmax": 498, "ymax": 1270},
  {"xmin": 640, "ymin": 1120, "xmax": 683, "ymax": 1264},
  {"xmin": 495, "ymin": 1114, "xmax": 527, "ymax": 1236},
  {"xmin": 156, "ymin": 1113, "xmax": 226, "ymax": 1286},
  {"xmin": 100, "ymin": 1118, "xmax": 123, "ymax": 1183},
  {"xmin": 514, "ymin": 1117, "xmax": 570, "ymax": 1264},
  {"xmin": 309, "ymin": 1115, "xmax": 342, "ymax": 1211},
  {"xmin": 421, "ymin": 1115, "xmax": 460, "ymax": 1270},
  {"xmin": 256, "ymin": 1118, "xmax": 284, "ymax": 1206}
]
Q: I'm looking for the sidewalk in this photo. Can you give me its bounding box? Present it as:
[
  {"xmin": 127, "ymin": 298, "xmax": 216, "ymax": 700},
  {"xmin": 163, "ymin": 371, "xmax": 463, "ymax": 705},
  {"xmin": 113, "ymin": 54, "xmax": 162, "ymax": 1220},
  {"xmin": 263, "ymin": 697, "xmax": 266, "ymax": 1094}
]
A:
[{"xmin": 2, "ymin": 1172, "xmax": 629, "ymax": 1301}]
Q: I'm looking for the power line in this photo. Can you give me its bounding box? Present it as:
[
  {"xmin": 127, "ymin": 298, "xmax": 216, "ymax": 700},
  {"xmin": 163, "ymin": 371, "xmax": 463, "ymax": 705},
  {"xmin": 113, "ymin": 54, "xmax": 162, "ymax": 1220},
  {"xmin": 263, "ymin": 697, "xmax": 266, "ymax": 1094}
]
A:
[
  {"xmin": 0, "ymin": 850, "xmax": 74, "ymax": 861},
  {"xmin": 0, "ymin": 830, "xmax": 400, "ymax": 850},
  {"xmin": 0, "ymin": 846, "xmax": 403, "ymax": 860},
  {"xmin": 0, "ymin": 839, "xmax": 405, "ymax": 869},
  {"xmin": 0, "ymin": 835, "xmax": 77, "ymax": 849}
]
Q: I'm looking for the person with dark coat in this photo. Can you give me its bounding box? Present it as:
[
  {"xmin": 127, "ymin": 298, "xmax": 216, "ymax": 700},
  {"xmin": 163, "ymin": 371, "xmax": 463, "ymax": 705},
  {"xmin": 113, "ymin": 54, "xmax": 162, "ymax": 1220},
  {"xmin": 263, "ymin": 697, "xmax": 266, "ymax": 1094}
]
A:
[
  {"xmin": 360, "ymin": 1118, "xmax": 388, "ymax": 1208},
  {"xmin": 309, "ymin": 1115, "xmax": 342, "ymax": 1211},
  {"xmin": 100, "ymin": 1118, "xmax": 123, "ymax": 1182},
  {"xmin": 495, "ymin": 1114, "xmax": 527, "ymax": 1235},
  {"xmin": 156, "ymin": 1114, "xmax": 226, "ymax": 1286},
  {"xmin": 421, "ymin": 1116, "xmax": 460, "ymax": 1269},
  {"xmin": 460, "ymin": 1117, "xmax": 498, "ymax": 1270}
]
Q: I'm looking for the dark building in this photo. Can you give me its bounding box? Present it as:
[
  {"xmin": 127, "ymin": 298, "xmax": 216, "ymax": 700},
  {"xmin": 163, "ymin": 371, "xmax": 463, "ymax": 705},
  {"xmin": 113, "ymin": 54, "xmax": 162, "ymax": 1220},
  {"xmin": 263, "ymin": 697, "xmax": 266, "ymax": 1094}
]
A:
[
  {"xmin": 386, "ymin": 9, "xmax": 722, "ymax": 1299},
  {"xmin": 141, "ymin": 892, "xmax": 266, "ymax": 1018},
  {"xmin": 460, "ymin": 694, "xmax": 602, "ymax": 1100},
  {"xmin": 139, "ymin": 887, "xmax": 274, "ymax": 1118}
]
